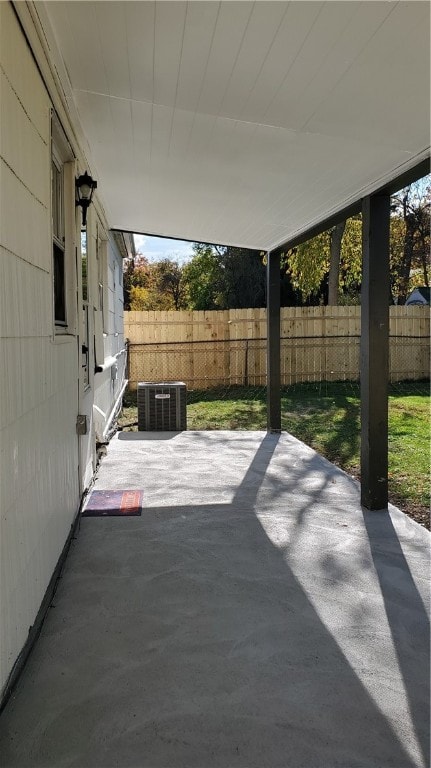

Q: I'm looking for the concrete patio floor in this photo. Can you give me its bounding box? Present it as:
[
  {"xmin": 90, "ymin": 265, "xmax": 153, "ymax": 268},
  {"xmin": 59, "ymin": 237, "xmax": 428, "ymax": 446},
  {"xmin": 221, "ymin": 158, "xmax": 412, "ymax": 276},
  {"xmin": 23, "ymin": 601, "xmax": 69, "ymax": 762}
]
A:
[{"xmin": 0, "ymin": 430, "xmax": 429, "ymax": 768}]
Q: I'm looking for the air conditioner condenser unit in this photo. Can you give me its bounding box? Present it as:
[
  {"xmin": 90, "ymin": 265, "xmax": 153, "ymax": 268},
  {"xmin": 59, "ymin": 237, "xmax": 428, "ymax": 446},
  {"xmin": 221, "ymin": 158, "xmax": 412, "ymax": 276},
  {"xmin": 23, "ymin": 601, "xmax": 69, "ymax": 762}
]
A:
[{"xmin": 137, "ymin": 382, "xmax": 187, "ymax": 431}]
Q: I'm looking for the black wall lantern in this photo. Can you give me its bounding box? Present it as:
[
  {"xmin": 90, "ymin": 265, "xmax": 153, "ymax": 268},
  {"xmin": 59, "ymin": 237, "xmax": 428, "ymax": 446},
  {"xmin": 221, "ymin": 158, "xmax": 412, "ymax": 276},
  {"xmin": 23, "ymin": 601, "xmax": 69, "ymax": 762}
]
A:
[{"xmin": 76, "ymin": 171, "xmax": 97, "ymax": 226}]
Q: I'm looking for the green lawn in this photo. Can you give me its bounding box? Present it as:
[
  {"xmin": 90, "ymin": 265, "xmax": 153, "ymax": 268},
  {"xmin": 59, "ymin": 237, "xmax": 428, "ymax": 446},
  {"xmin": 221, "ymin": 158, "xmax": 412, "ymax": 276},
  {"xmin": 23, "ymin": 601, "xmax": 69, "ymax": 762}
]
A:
[{"xmin": 120, "ymin": 383, "xmax": 430, "ymax": 527}]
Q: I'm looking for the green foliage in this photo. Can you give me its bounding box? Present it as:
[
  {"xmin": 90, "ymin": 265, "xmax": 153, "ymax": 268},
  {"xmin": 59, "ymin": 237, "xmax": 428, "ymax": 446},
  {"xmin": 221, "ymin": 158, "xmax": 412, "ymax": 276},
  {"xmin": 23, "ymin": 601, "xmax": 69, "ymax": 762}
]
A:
[
  {"xmin": 283, "ymin": 217, "xmax": 363, "ymax": 304},
  {"xmin": 219, "ymin": 247, "xmax": 266, "ymax": 308},
  {"xmin": 123, "ymin": 255, "xmax": 152, "ymax": 309},
  {"xmin": 182, "ymin": 243, "xmax": 266, "ymax": 310},
  {"xmin": 390, "ymin": 180, "xmax": 430, "ymax": 303},
  {"xmin": 284, "ymin": 231, "xmax": 330, "ymax": 302},
  {"xmin": 182, "ymin": 244, "xmax": 223, "ymax": 310},
  {"xmin": 152, "ymin": 259, "xmax": 186, "ymax": 310},
  {"xmin": 280, "ymin": 176, "xmax": 429, "ymax": 306},
  {"xmin": 339, "ymin": 217, "xmax": 362, "ymax": 296},
  {"xmin": 124, "ymin": 256, "xmax": 186, "ymax": 310},
  {"xmin": 128, "ymin": 285, "xmax": 149, "ymax": 310},
  {"xmin": 129, "ymin": 284, "xmax": 173, "ymax": 310}
]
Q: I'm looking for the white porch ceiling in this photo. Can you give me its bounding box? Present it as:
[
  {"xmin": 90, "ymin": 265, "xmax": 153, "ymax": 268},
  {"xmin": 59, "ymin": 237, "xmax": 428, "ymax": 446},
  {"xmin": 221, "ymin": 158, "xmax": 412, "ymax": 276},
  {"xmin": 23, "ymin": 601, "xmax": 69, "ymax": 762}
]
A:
[{"xmin": 42, "ymin": 1, "xmax": 429, "ymax": 251}]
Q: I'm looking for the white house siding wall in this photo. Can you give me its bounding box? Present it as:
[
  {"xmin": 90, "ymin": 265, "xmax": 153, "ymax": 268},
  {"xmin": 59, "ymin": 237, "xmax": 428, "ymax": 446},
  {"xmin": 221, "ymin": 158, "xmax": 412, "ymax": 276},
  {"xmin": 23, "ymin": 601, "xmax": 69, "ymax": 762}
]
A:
[
  {"xmin": 0, "ymin": 1, "xmax": 79, "ymax": 695},
  {"xmin": 63, "ymin": 221, "xmax": 126, "ymax": 493},
  {"xmin": 92, "ymin": 236, "xmax": 126, "ymax": 443},
  {"xmin": 0, "ymin": 3, "xmax": 126, "ymax": 698}
]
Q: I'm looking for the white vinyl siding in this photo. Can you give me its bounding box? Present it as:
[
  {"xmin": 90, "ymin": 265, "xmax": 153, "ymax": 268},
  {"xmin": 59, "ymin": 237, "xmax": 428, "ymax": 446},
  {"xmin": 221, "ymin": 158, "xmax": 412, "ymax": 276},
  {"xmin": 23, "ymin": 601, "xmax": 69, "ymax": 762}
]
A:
[
  {"xmin": 0, "ymin": 2, "xmax": 128, "ymax": 699},
  {"xmin": 0, "ymin": 2, "xmax": 79, "ymax": 696}
]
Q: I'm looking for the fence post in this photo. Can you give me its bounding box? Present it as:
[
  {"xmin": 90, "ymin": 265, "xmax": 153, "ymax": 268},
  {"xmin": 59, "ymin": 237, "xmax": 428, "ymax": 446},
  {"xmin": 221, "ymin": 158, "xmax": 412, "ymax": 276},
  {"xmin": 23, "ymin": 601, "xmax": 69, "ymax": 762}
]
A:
[
  {"xmin": 244, "ymin": 339, "xmax": 249, "ymax": 387},
  {"xmin": 267, "ymin": 251, "xmax": 281, "ymax": 432}
]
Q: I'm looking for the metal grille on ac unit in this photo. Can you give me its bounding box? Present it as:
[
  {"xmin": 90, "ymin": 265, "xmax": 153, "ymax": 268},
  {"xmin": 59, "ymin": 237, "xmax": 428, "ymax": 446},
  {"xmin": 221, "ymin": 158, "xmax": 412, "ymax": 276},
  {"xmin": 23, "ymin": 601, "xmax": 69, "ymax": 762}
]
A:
[{"xmin": 137, "ymin": 382, "xmax": 187, "ymax": 431}]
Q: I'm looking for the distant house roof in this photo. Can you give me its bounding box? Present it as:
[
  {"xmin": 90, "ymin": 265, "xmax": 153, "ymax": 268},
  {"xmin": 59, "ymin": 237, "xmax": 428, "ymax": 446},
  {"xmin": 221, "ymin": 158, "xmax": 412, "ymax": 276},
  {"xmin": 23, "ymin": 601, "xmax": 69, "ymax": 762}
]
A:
[
  {"xmin": 405, "ymin": 287, "xmax": 430, "ymax": 305},
  {"xmin": 112, "ymin": 232, "xmax": 136, "ymax": 260}
]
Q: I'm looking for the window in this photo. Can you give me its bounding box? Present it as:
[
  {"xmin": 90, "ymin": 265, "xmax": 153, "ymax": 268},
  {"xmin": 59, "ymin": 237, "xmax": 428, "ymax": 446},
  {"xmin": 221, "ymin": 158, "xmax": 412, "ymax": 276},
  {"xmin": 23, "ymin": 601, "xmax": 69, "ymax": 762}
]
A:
[
  {"xmin": 81, "ymin": 226, "xmax": 90, "ymax": 387},
  {"xmin": 81, "ymin": 229, "xmax": 88, "ymax": 302},
  {"xmin": 51, "ymin": 112, "xmax": 74, "ymax": 332},
  {"xmin": 95, "ymin": 229, "xmax": 106, "ymax": 368},
  {"xmin": 97, "ymin": 232, "xmax": 105, "ymax": 324},
  {"xmin": 52, "ymin": 154, "xmax": 66, "ymax": 325},
  {"xmin": 100, "ymin": 240, "xmax": 110, "ymax": 335}
]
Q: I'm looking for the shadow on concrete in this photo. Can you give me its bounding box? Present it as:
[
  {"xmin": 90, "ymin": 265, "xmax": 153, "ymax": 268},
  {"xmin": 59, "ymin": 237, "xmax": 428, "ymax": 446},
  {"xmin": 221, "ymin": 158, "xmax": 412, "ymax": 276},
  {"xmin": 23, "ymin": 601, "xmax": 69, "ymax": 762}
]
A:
[
  {"xmin": 0, "ymin": 433, "xmax": 427, "ymax": 767},
  {"xmin": 363, "ymin": 509, "xmax": 430, "ymax": 767}
]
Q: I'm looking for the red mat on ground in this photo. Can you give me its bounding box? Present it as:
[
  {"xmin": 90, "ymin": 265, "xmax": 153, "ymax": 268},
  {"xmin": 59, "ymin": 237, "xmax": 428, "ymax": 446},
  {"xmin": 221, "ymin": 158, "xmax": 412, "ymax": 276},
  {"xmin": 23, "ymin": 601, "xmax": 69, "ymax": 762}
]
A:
[{"xmin": 82, "ymin": 490, "xmax": 142, "ymax": 516}]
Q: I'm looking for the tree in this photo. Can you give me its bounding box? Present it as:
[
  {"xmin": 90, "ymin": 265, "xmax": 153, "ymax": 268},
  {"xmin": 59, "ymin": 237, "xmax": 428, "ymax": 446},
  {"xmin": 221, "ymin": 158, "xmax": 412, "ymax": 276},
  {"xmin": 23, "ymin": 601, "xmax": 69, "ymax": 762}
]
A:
[
  {"xmin": 283, "ymin": 216, "xmax": 362, "ymax": 306},
  {"xmin": 152, "ymin": 259, "xmax": 186, "ymax": 310},
  {"xmin": 182, "ymin": 243, "xmax": 266, "ymax": 310},
  {"xmin": 282, "ymin": 178, "xmax": 429, "ymax": 307},
  {"xmin": 328, "ymin": 221, "xmax": 346, "ymax": 305},
  {"xmin": 124, "ymin": 255, "xmax": 188, "ymax": 310},
  {"xmin": 218, "ymin": 247, "xmax": 266, "ymax": 308},
  {"xmin": 284, "ymin": 231, "xmax": 330, "ymax": 303},
  {"xmin": 128, "ymin": 285, "xmax": 152, "ymax": 310},
  {"xmin": 338, "ymin": 217, "xmax": 362, "ymax": 304},
  {"xmin": 390, "ymin": 180, "xmax": 430, "ymax": 304},
  {"xmin": 123, "ymin": 254, "xmax": 152, "ymax": 310},
  {"xmin": 182, "ymin": 244, "xmax": 223, "ymax": 310}
]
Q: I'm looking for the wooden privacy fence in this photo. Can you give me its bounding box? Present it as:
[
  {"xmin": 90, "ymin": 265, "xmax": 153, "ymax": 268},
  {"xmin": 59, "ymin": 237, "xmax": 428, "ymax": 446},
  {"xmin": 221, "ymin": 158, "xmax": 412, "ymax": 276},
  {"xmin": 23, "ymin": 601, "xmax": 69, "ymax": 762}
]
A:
[{"xmin": 124, "ymin": 307, "xmax": 430, "ymax": 390}]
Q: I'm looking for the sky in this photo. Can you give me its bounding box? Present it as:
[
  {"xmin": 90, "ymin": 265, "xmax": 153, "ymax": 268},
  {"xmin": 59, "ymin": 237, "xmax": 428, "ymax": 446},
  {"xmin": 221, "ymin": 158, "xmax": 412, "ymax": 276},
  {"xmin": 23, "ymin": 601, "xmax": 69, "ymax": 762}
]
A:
[{"xmin": 133, "ymin": 234, "xmax": 195, "ymax": 264}]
